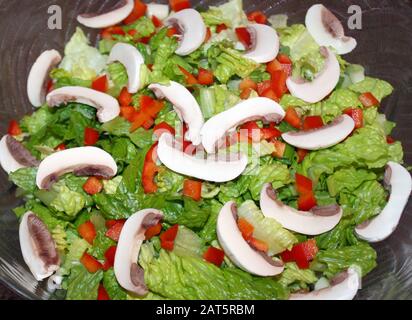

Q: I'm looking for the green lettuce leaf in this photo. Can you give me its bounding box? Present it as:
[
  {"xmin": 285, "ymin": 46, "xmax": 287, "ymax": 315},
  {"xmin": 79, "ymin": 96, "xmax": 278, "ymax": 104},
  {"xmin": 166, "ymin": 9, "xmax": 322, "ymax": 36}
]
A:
[
  {"xmin": 123, "ymin": 17, "xmax": 155, "ymax": 38},
  {"xmin": 65, "ymin": 264, "xmax": 103, "ymax": 300},
  {"xmin": 315, "ymin": 218, "xmax": 359, "ymax": 250},
  {"xmin": 201, "ymin": 8, "xmax": 231, "ymax": 26},
  {"xmin": 173, "ymin": 226, "xmax": 204, "ymax": 258},
  {"xmin": 20, "ymin": 107, "xmax": 54, "ymax": 135},
  {"xmin": 9, "ymin": 167, "xmax": 37, "ymax": 193},
  {"xmin": 103, "ymin": 268, "xmax": 127, "ymax": 300},
  {"xmin": 88, "ymin": 230, "xmax": 116, "ymax": 260},
  {"xmin": 156, "ymin": 166, "xmax": 184, "ymax": 193},
  {"xmin": 50, "ymin": 68, "xmax": 92, "ymax": 89},
  {"xmin": 107, "ymin": 62, "xmax": 128, "ymax": 97},
  {"xmin": 198, "ymin": 200, "xmax": 223, "ymax": 244},
  {"xmin": 349, "ymin": 77, "xmax": 393, "ymax": 101},
  {"xmin": 210, "ymin": 0, "xmax": 248, "ymax": 28},
  {"xmin": 278, "ymin": 262, "xmax": 318, "ymax": 288},
  {"xmin": 326, "ymin": 168, "xmax": 377, "ymax": 197}
]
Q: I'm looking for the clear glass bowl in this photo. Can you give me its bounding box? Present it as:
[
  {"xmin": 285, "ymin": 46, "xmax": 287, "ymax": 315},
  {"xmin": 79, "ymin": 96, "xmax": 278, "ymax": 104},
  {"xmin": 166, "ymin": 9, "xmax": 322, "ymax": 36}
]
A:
[{"xmin": 0, "ymin": 0, "xmax": 411, "ymax": 299}]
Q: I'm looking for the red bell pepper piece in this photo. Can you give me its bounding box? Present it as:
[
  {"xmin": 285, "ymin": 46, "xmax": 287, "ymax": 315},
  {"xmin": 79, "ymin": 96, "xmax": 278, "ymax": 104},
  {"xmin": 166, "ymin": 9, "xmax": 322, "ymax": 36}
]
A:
[
  {"xmin": 235, "ymin": 27, "xmax": 252, "ymax": 48},
  {"xmin": 240, "ymin": 121, "xmax": 260, "ymax": 141},
  {"xmin": 295, "ymin": 173, "xmax": 313, "ymax": 195},
  {"xmin": 120, "ymin": 106, "xmax": 137, "ymax": 122},
  {"xmin": 97, "ymin": 284, "xmax": 110, "ymax": 300},
  {"xmin": 105, "ymin": 219, "xmax": 126, "ymax": 229},
  {"xmin": 284, "ymin": 107, "xmax": 302, "ymax": 129},
  {"xmin": 153, "ymin": 122, "xmax": 176, "ymax": 139},
  {"xmin": 203, "ymin": 247, "xmax": 225, "ymax": 267},
  {"xmin": 261, "ymin": 88, "xmax": 279, "ymax": 102},
  {"xmin": 169, "ymin": 0, "xmax": 191, "ymax": 12},
  {"xmin": 100, "ymin": 26, "xmax": 125, "ymax": 40},
  {"xmin": 84, "ymin": 127, "xmax": 99, "ymax": 146},
  {"xmin": 281, "ymin": 239, "xmax": 319, "ymax": 269},
  {"xmin": 297, "ymin": 148, "xmax": 309, "ymax": 163},
  {"xmin": 80, "ymin": 252, "xmax": 102, "ymax": 273},
  {"xmin": 183, "ymin": 179, "xmax": 202, "ymax": 201},
  {"xmin": 240, "ymin": 78, "xmax": 257, "ymax": 91},
  {"xmin": 204, "ymin": 28, "xmax": 212, "ymax": 43},
  {"xmin": 297, "ymin": 192, "xmax": 317, "ymax": 211},
  {"xmin": 145, "ymin": 222, "xmax": 162, "ymax": 240},
  {"xmin": 151, "ymin": 15, "xmax": 163, "ymax": 28},
  {"xmin": 277, "ymin": 54, "xmax": 293, "ymax": 65},
  {"xmin": 344, "ymin": 107, "xmax": 363, "ymax": 129},
  {"xmin": 247, "ymin": 11, "xmax": 267, "ymax": 24},
  {"xmin": 160, "ymin": 224, "xmax": 179, "ymax": 251},
  {"xmin": 142, "ymin": 142, "xmax": 159, "ymax": 193},
  {"xmin": 303, "ymin": 116, "xmax": 324, "ymax": 131},
  {"xmin": 118, "ymin": 87, "xmax": 132, "ymax": 106},
  {"xmin": 92, "ymin": 75, "xmax": 108, "ymax": 93},
  {"xmin": 240, "ymin": 88, "xmax": 252, "ymax": 99},
  {"xmin": 261, "ymin": 127, "xmax": 282, "ymax": 140},
  {"xmin": 46, "ymin": 79, "xmax": 54, "ymax": 93},
  {"xmin": 266, "ymin": 59, "xmax": 282, "ymax": 75},
  {"xmin": 197, "ymin": 68, "xmax": 214, "ymax": 85},
  {"xmin": 55, "ymin": 143, "xmax": 66, "ymax": 151},
  {"xmin": 359, "ymin": 92, "xmax": 379, "ymax": 108},
  {"xmin": 237, "ymin": 218, "xmax": 254, "ymax": 241},
  {"xmin": 256, "ymin": 80, "xmax": 272, "ymax": 96},
  {"xmin": 82, "ymin": 177, "xmax": 103, "ymax": 195},
  {"xmin": 178, "ymin": 66, "xmax": 198, "ymax": 85},
  {"xmin": 386, "ymin": 136, "xmax": 395, "ymax": 144},
  {"xmin": 271, "ymin": 69, "xmax": 288, "ymax": 98},
  {"xmin": 167, "ymin": 26, "xmax": 179, "ymax": 37},
  {"xmin": 78, "ymin": 221, "xmax": 97, "ymax": 245},
  {"xmin": 216, "ymin": 23, "xmax": 228, "ymax": 33},
  {"xmin": 102, "ymin": 245, "xmax": 117, "ymax": 270},
  {"xmin": 105, "ymin": 220, "xmax": 126, "ymax": 242},
  {"xmin": 8, "ymin": 120, "xmax": 22, "ymax": 136},
  {"xmin": 248, "ymin": 237, "xmax": 269, "ymax": 253},
  {"xmin": 272, "ymin": 140, "xmax": 286, "ymax": 158},
  {"xmin": 124, "ymin": 0, "xmax": 147, "ymax": 25}
]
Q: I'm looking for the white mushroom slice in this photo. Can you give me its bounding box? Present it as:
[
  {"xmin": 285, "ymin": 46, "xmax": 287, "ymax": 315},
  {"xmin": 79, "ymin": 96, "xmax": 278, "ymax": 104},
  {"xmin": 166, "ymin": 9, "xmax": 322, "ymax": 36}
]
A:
[
  {"xmin": 260, "ymin": 184, "xmax": 342, "ymax": 235},
  {"xmin": 19, "ymin": 212, "xmax": 60, "ymax": 281},
  {"xmin": 286, "ymin": 47, "xmax": 340, "ymax": 103},
  {"xmin": 243, "ymin": 24, "xmax": 280, "ymax": 63},
  {"xmin": 164, "ymin": 9, "xmax": 207, "ymax": 55},
  {"xmin": 77, "ymin": 0, "xmax": 134, "ymax": 28},
  {"xmin": 149, "ymin": 81, "xmax": 204, "ymax": 145},
  {"xmin": 0, "ymin": 135, "xmax": 40, "ymax": 174},
  {"xmin": 46, "ymin": 86, "xmax": 120, "ymax": 123},
  {"xmin": 355, "ymin": 162, "xmax": 412, "ymax": 242},
  {"xmin": 281, "ymin": 115, "xmax": 354, "ymax": 150},
  {"xmin": 108, "ymin": 43, "xmax": 144, "ymax": 94},
  {"xmin": 305, "ymin": 4, "xmax": 357, "ymax": 55},
  {"xmin": 27, "ymin": 50, "xmax": 62, "ymax": 107},
  {"xmin": 217, "ymin": 201, "xmax": 284, "ymax": 276},
  {"xmin": 290, "ymin": 267, "xmax": 361, "ymax": 300},
  {"xmin": 114, "ymin": 209, "xmax": 163, "ymax": 296},
  {"xmin": 36, "ymin": 147, "xmax": 117, "ymax": 189},
  {"xmin": 157, "ymin": 133, "xmax": 248, "ymax": 183},
  {"xmin": 146, "ymin": 3, "xmax": 169, "ymax": 20},
  {"xmin": 201, "ymin": 97, "xmax": 285, "ymax": 154}
]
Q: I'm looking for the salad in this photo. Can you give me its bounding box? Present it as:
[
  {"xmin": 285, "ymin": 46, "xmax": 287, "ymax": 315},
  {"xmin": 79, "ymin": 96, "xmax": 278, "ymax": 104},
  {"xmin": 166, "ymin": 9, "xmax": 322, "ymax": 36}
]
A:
[{"xmin": 1, "ymin": 0, "xmax": 411, "ymax": 300}]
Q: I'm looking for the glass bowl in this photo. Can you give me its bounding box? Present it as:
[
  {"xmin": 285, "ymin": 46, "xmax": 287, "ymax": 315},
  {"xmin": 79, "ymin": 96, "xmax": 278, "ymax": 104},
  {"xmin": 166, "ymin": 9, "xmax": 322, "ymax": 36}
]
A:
[{"xmin": 0, "ymin": 0, "xmax": 411, "ymax": 299}]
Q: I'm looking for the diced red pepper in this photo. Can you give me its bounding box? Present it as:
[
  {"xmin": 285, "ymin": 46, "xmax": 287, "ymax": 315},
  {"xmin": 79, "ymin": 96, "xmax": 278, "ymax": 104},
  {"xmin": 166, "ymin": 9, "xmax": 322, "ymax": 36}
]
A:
[
  {"xmin": 102, "ymin": 245, "xmax": 117, "ymax": 270},
  {"xmin": 178, "ymin": 66, "xmax": 198, "ymax": 85},
  {"xmin": 97, "ymin": 284, "xmax": 110, "ymax": 300},
  {"xmin": 130, "ymin": 96, "xmax": 164, "ymax": 132},
  {"xmin": 167, "ymin": 26, "xmax": 179, "ymax": 37},
  {"xmin": 344, "ymin": 107, "xmax": 363, "ymax": 129},
  {"xmin": 78, "ymin": 221, "xmax": 97, "ymax": 245},
  {"xmin": 297, "ymin": 148, "xmax": 309, "ymax": 163},
  {"xmin": 92, "ymin": 75, "xmax": 108, "ymax": 93},
  {"xmin": 130, "ymin": 111, "xmax": 151, "ymax": 132},
  {"xmin": 82, "ymin": 177, "xmax": 103, "ymax": 195},
  {"xmin": 359, "ymin": 92, "xmax": 379, "ymax": 108},
  {"xmin": 124, "ymin": 0, "xmax": 147, "ymax": 25},
  {"xmin": 138, "ymin": 35, "xmax": 153, "ymax": 44},
  {"xmin": 281, "ymin": 239, "xmax": 318, "ymax": 269},
  {"xmin": 303, "ymin": 116, "xmax": 324, "ymax": 131},
  {"xmin": 120, "ymin": 106, "xmax": 137, "ymax": 122},
  {"xmin": 55, "ymin": 143, "xmax": 66, "ymax": 151},
  {"xmin": 8, "ymin": 120, "xmax": 22, "ymax": 136},
  {"xmin": 105, "ymin": 219, "xmax": 126, "ymax": 229},
  {"xmin": 46, "ymin": 79, "xmax": 54, "ymax": 93},
  {"xmin": 261, "ymin": 88, "xmax": 279, "ymax": 102},
  {"xmin": 271, "ymin": 69, "xmax": 288, "ymax": 98},
  {"xmin": 100, "ymin": 26, "xmax": 126, "ymax": 40},
  {"xmin": 240, "ymin": 78, "xmax": 257, "ymax": 91},
  {"xmin": 203, "ymin": 247, "xmax": 225, "ymax": 267},
  {"xmin": 80, "ymin": 252, "xmax": 102, "ymax": 273},
  {"xmin": 84, "ymin": 127, "xmax": 99, "ymax": 146},
  {"xmin": 284, "ymin": 107, "xmax": 301, "ymax": 129},
  {"xmin": 277, "ymin": 53, "xmax": 292, "ymax": 65},
  {"xmin": 204, "ymin": 27, "xmax": 212, "ymax": 43},
  {"xmin": 240, "ymin": 88, "xmax": 252, "ymax": 99},
  {"xmin": 105, "ymin": 220, "xmax": 126, "ymax": 242},
  {"xmin": 153, "ymin": 122, "xmax": 176, "ymax": 139},
  {"xmin": 216, "ymin": 23, "xmax": 228, "ymax": 33},
  {"xmin": 295, "ymin": 173, "xmax": 313, "ymax": 195},
  {"xmin": 247, "ymin": 11, "xmax": 267, "ymax": 24},
  {"xmin": 142, "ymin": 117, "xmax": 155, "ymax": 130},
  {"xmin": 142, "ymin": 143, "xmax": 159, "ymax": 193},
  {"xmin": 160, "ymin": 224, "xmax": 179, "ymax": 251},
  {"xmin": 145, "ymin": 222, "xmax": 162, "ymax": 240},
  {"xmin": 128, "ymin": 29, "xmax": 138, "ymax": 37},
  {"xmin": 261, "ymin": 127, "xmax": 282, "ymax": 140},
  {"xmin": 183, "ymin": 179, "xmax": 202, "ymax": 201},
  {"xmin": 272, "ymin": 140, "xmax": 286, "ymax": 158},
  {"xmin": 197, "ymin": 68, "xmax": 214, "ymax": 85},
  {"xmin": 235, "ymin": 27, "xmax": 252, "ymax": 49},
  {"xmin": 151, "ymin": 15, "xmax": 163, "ymax": 28},
  {"xmin": 266, "ymin": 59, "xmax": 282, "ymax": 75},
  {"xmin": 169, "ymin": 0, "xmax": 191, "ymax": 12},
  {"xmin": 118, "ymin": 87, "xmax": 132, "ymax": 106},
  {"xmin": 386, "ymin": 136, "xmax": 395, "ymax": 144},
  {"xmin": 237, "ymin": 218, "xmax": 254, "ymax": 241},
  {"xmin": 297, "ymin": 192, "xmax": 317, "ymax": 211},
  {"xmin": 257, "ymin": 80, "xmax": 272, "ymax": 96},
  {"xmin": 248, "ymin": 237, "xmax": 269, "ymax": 253}
]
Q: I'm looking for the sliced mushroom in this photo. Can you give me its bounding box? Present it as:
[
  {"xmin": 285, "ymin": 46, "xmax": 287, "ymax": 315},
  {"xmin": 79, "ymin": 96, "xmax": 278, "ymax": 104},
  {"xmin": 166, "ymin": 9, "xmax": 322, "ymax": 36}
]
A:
[
  {"xmin": 281, "ymin": 115, "xmax": 355, "ymax": 150},
  {"xmin": 19, "ymin": 212, "xmax": 60, "ymax": 281},
  {"xmin": 157, "ymin": 133, "xmax": 248, "ymax": 183},
  {"xmin": 164, "ymin": 8, "xmax": 207, "ymax": 55},
  {"xmin": 201, "ymin": 97, "xmax": 285, "ymax": 154},
  {"xmin": 149, "ymin": 81, "xmax": 204, "ymax": 145},
  {"xmin": 305, "ymin": 4, "xmax": 357, "ymax": 55},
  {"xmin": 114, "ymin": 209, "xmax": 163, "ymax": 296},
  {"xmin": 217, "ymin": 201, "xmax": 284, "ymax": 276},
  {"xmin": 260, "ymin": 184, "xmax": 342, "ymax": 235},
  {"xmin": 36, "ymin": 146, "xmax": 117, "ymax": 189},
  {"xmin": 107, "ymin": 43, "xmax": 145, "ymax": 94},
  {"xmin": 146, "ymin": 3, "xmax": 169, "ymax": 20},
  {"xmin": 0, "ymin": 135, "xmax": 40, "ymax": 174},
  {"xmin": 355, "ymin": 162, "xmax": 412, "ymax": 242},
  {"xmin": 27, "ymin": 49, "xmax": 62, "ymax": 107},
  {"xmin": 243, "ymin": 24, "xmax": 280, "ymax": 63},
  {"xmin": 286, "ymin": 47, "xmax": 340, "ymax": 103},
  {"xmin": 77, "ymin": 0, "xmax": 134, "ymax": 28},
  {"xmin": 46, "ymin": 86, "xmax": 120, "ymax": 123},
  {"xmin": 290, "ymin": 267, "xmax": 360, "ymax": 300}
]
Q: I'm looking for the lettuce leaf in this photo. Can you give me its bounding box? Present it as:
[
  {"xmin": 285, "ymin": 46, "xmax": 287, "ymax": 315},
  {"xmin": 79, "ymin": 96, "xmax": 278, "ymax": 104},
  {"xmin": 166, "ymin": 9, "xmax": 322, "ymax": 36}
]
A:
[
  {"xmin": 20, "ymin": 107, "xmax": 54, "ymax": 135},
  {"xmin": 349, "ymin": 77, "xmax": 393, "ymax": 101},
  {"xmin": 201, "ymin": 8, "xmax": 231, "ymax": 26},
  {"xmin": 326, "ymin": 168, "xmax": 377, "ymax": 197},
  {"xmin": 103, "ymin": 268, "xmax": 127, "ymax": 300},
  {"xmin": 50, "ymin": 68, "xmax": 92, "ymax": 89},
  {"xmin": 173, "ymin": 226, "xmax": 204, "ymax": 258},
  {"xmin": 155, "ymin": 166, "xmax": 184, "ymax": 193},
  {"xmin": 107, "ymin": 62, "xmax": 128, "ymax": 97},
  {"xmin": 65, "ymin": 264, "xmax": 103, "ymax": 300},
  {"xmin": 278, "ymin": 262, "xmax": 318, "ymax": 288},
  {"xmin": 198, "ymin": 200, "xmax": 223, "ymax": 244},
  {"xmin": 88, "ymin": 230, "xmax": 116, "ymax": 260},
  {"xmin": 210, "ymin": 0, "xmax": 248, "ymax": 28},
  {"xmin": 315, "ymin": 218, "xmax": 359, "ymax": 250},
  {"xmin": 9, "ymin": 167, "xmax": 37, "ymax": 193}
]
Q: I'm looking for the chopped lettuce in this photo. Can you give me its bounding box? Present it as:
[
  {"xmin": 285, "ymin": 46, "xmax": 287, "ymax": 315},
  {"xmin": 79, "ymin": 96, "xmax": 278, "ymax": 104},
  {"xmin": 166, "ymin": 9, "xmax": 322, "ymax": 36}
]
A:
[
  {"xmin": 278, "ymin": 262, "xmax": 318, "ymax": 288},
  {"xmin": 349, "ymin": 77, "xmax": 393, "ymax": 101},
  {"xmin": 65, "ymin": 264, "xmax": 103, "ymax": 300},
  {"xmin": 201, "ymin": 8, "xmax": 230, "ymax": 26},
  {"xmin": 103, "ymin": 268, "xmax": 128, "ymax": 300},
  {"xmin": 210, "ymin": 0, "xmax": 248, "ymax": 28},
  {"xmin": 156, "ymin": 166, "xmax": 184, "ymax": 193},
  {"xmin": 173, "ymin": 226, "xmax": 204, "ymax": 258},
  {"xmin": 326, "ymin": 168, "xmax": 377, "ymax": 197},
  {"xmin": 197, "ymin": 84, "xmax": 240, "ymax": 119},
  {"xmin": 9, "ymin": 167, "xmax": 37, "ymax": 193},
  {"xmin": 315, "ymin": 218, "xmax": 359, "ymax": 250},
  {"xmin": 107, "ymin": 62, "xmax": 128, "ymax": 97},
  {"xmin": 268, "ymin": 14, "xmax": 288, "ymax": 28},
  {"xmin": 88, "ymin": 230, "xmax": 116, "ymax": 260}
]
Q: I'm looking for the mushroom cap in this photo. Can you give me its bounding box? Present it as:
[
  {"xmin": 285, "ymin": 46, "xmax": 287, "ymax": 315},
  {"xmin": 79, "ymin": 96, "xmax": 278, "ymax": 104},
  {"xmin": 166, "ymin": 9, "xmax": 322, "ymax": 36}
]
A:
[
  {"xmin": 77, "ymin": 0, "xmax": 134, "ymax": 28},
  {"xmin": 355, "ymin": 162, "xmax": 412, "ymax": 242},
  {"xmin": 149, "ymin": 81, "xmax": 204, "ymax": 145},
  {"xmin": 281, "ymin": 114, "xmax": 355, "ymax": 150},
  {"xmin": 0, "ymin": 135, "xmax": 27, "ymax": 174},
  {"xmin": 108, "ymin": 43, "xmax": 145, "ymax": 94},
  {"xmin": 146, "ymin": 3, "xmax": 170, "ymax": 20},
  {"xmin": 201, "ymin": 97, "xmax": 285, "ymax": 154},
  {"xmin": 164, "ymin": 8, "xmax": 207, "ymax": 55},
  {"xmin": 260, "ymin": 183, "xmax": 342, "ymax": 235},
  {"xmin": 157, "ymin": 133, "xmax": 248, "ymax": 183},
  {"xmin": 290, "ymin": 267, "xmax": 360, "ymax": 300},
  {"xmin": 19, "ymin": 212, "xmax": 60, "ymax": 281},
  {"xmin": 217, "ymin": 201, "xmax": 284, "ymax": 276},
  {"xmin": 27, "ymin": 49, "xmax": 62, "ymax": 107},
  {"xmin": 114, "ymin": 209, "xmax": 163, "ymax": 296},
  {"xmin": 0, "ymin": 135, "xmax": 39, "ymax": 174},
  {"xmin": 243, "ymin": 24, "xmax": 280, "ymax": 63},
  {"xmin": 36, "ymin": 146, "xmax": 117, "ymax": 189},
  {"xmin": 286, "ymin": 47, "xmax": 340, "ymax": 103},
  {"xmin": 46, "ymin": 86, "xmax": 120, "ymax": 123},
  {"xmin": 305, "ymin": 4, "xmax": 357, "ymax": 55}
]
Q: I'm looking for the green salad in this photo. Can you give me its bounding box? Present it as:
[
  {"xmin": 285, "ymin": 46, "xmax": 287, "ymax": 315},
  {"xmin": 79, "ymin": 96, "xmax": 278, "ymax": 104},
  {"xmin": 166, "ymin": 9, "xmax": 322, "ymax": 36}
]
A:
[{"xmin": 1, "ymin": 0, "xmax": 410, "ymax": 300}]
